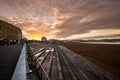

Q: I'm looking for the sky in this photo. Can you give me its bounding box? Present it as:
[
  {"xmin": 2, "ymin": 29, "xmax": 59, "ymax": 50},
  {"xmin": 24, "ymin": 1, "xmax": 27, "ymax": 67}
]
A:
[{"xmin": 0, "ymin": 0, "xmax": 120, "ymax": 40}]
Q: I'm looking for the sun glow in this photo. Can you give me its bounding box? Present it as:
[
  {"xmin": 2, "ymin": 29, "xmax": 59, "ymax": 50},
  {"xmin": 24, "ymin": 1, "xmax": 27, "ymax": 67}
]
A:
[
  {"xmin": 29, "ymin": 34, "xmax": 41, "ymax": 40},
  {"xmin": 33, "ymin": 35, "xmax": 41, "ymax": 40}
]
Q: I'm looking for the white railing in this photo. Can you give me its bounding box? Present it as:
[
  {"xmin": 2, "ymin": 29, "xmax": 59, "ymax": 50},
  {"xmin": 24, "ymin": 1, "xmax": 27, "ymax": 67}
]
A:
[{"xmin": 12, "ymin": 44, "xmax": 27, "ymax": 80}]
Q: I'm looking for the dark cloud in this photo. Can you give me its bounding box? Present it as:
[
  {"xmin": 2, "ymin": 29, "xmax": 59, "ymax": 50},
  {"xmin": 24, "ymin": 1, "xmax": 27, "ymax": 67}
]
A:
[
  {"xmin": 54, "ymin": 0, "xmax": 120, "ymax": 38},
  {"xmin": 0, "ymin": 0, "xmax": 120, "ymax": 39}
]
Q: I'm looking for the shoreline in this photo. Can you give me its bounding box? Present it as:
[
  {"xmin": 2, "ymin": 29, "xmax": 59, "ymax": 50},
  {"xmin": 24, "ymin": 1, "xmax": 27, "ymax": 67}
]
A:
[{"xmin": 79, "ymin": 42, "xmax": 120, "ymax": 45}]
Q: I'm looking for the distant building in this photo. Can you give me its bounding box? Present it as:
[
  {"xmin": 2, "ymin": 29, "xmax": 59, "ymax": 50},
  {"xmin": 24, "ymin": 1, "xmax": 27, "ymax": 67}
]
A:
[
  {"xmin": 48, "ymin": 39, "xmax": 60, "ymax": 44},
  {"xmin": 0, "ymin": 20, "xmax": 22, "ymax": 44},
  {"xmin": 41, "ymin": 36, "xmax": 47, "ymax": 43}
]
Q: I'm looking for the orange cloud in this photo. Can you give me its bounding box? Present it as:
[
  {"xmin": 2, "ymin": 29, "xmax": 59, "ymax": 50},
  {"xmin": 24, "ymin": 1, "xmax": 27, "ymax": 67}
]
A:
[{"xmin": 0, "ymin": 0, "xmax": 120, "ymax": 40}]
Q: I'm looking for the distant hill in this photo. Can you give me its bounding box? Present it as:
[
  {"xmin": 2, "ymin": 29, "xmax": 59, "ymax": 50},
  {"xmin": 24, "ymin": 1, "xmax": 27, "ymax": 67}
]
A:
[{"xmin": 97, "ymin": 39, "xmax": 120, "ymax": 42}]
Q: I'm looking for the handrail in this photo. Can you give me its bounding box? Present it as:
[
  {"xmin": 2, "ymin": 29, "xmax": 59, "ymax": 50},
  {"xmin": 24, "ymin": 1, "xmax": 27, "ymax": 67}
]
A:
[
  {"xmin": 12, "ymin": 44, "xmax": 27, "ymax": 80},
  {"xmin": 36, "ymin": 59, "xmax": 50, "ymax": 80}
]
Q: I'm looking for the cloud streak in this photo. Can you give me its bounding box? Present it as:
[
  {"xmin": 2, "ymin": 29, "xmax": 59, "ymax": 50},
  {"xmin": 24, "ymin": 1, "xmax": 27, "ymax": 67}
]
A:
[{"xmin": 0, "ymin": 0, "xmax": 120, "ymax": 40}]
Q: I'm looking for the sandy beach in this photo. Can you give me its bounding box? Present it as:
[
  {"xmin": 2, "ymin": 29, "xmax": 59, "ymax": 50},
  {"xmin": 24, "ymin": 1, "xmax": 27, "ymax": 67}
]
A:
[{"xmin": 60, "ymin": 42, "xmax": 120, "ymax": 80}]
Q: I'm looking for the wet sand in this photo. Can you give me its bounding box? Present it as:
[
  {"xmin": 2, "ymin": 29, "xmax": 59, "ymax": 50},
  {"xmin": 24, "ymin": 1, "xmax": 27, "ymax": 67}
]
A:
[{"xmin": 60, "ymin": 42, "xmax": 120, "ymax": 80}]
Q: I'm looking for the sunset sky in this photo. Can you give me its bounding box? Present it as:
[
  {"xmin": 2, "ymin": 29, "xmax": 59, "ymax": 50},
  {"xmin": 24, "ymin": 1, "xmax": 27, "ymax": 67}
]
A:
[{"xmin": 0, "ymin": 0, "xmax": 120, "ymax": 40}]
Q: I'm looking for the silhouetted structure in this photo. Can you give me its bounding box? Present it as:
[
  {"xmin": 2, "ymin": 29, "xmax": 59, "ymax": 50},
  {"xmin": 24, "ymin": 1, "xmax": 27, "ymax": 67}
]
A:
[{"xmin": 41, "ymin": 36, "xmax": 47, "ymax": 43}]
